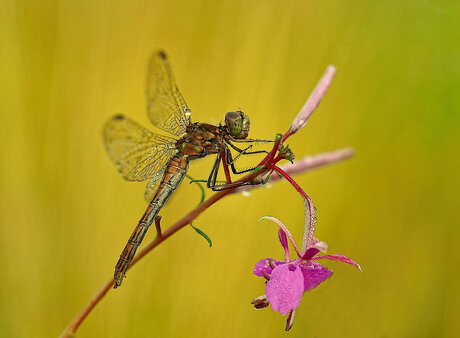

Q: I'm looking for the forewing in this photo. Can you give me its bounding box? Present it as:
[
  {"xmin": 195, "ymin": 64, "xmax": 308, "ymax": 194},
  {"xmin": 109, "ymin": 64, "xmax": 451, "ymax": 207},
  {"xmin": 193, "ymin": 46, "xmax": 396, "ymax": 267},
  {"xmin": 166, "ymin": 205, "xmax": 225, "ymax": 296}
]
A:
[
  {"xmin": 103, "ymin": 114, "xmax": 177, "ymax": 182},
  {"xmin": 146, "ymin": 50, "xmax": 192, "ymax": 136}
]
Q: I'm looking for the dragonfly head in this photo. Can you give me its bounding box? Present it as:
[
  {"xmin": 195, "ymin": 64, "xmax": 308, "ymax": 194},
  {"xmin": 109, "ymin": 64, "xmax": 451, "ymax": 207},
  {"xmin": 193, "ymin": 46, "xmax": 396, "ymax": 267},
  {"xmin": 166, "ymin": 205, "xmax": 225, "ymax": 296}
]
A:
[{"xmin": 225, "ymin": 111, "xmax": 250, "ymax": 139}]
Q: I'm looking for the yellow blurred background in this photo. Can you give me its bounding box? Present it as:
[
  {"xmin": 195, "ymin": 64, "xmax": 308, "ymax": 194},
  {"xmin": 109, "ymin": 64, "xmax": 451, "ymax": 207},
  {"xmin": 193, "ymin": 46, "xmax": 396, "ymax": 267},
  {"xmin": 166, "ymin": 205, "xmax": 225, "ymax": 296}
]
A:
[{"xmin": 1, "ymin": 1, "xmax": 459, "ymax": 337}]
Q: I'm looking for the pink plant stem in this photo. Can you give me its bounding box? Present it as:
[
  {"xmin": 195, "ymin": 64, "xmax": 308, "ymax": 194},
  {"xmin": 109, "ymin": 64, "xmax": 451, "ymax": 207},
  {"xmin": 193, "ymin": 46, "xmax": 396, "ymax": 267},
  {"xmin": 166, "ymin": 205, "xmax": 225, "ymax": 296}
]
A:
[
  {"xmin": 270, "ymin": 165, "xmax": 309, "ymax": 200},
  {"xmin": 236, "ymin": 147, "xmax": 353, "ymax": 193},
  {"xmin": 257, "ymin": 134, "xmax": 282, "ymax": 167},
  {"xmin": 268, "ymin": 165, "xmax": 317, "ymax": 243}
]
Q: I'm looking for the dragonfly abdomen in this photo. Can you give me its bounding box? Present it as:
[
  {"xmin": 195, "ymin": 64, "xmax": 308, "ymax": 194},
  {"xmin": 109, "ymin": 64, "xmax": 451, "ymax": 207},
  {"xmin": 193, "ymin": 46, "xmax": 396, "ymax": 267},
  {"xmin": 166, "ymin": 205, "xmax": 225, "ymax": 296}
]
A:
[{"xmin": 113, "ymin": 154, "xmax": 189, "ymax": 288}]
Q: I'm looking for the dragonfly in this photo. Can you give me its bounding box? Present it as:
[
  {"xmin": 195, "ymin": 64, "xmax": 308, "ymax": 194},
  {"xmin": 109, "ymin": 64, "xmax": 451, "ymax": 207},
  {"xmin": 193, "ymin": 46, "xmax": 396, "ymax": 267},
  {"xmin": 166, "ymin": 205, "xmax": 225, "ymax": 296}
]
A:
[{"xmin": 103, "ymin": 50, "xmax": 271, "ymax": 288}]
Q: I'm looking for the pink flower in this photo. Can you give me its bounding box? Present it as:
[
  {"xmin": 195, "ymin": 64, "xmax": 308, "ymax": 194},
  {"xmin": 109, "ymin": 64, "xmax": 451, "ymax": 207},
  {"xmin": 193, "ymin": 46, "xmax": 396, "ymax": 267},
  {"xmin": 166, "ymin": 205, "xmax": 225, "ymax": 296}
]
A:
[{"xmin": 252, "ymin": 200, "xmax": 361, "ymax": 331}]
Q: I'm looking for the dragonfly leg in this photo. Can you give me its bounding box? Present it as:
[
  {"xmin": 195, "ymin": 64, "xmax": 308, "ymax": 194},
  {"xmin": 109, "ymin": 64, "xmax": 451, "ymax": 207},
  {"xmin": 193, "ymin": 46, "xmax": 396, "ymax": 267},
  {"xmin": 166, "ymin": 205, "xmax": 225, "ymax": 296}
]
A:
[
  {"xmin": 228, "ymin": 143, "xmax": 267, "ymax": 162},
  {"xmin": 224, "ymin": 146, "xmax": 266, "ymax": 175},
  {"xmin": 207, "ymin": 149, "xmax": 268, "ymax": 191},
  {"xmin": 206, "ymin": 150, "xmax": 238, "ymax": 190},
  {"xmin": 220, "ymin": 148, "xmax": 232, "ymax": 184},
  {"xmin": 209, "ymin": 179, "xmax": 261, "ymax": 191},
  {"xmin": 225, "ymin": 140, "xmax": 271, "ymax": 174},
  {"xmin": 207, "ymin": 153, "xmax": 222, "ymax": 189},
  {"xmin": 206, "ymin": 143, "xmax": 272, "ymax": 191},
  {"xmin": 227, "ymin": 141, "xmax": 269, "ymax": 156},
  {"xmin": 230, "ymin": 138, "xmax": 275, "ymax": 143}
]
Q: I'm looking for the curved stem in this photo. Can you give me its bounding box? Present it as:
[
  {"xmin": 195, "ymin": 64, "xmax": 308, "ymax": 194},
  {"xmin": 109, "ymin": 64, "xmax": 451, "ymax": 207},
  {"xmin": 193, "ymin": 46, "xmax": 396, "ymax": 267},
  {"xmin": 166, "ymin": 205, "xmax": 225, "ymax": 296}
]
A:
[
  {"xmin": 270, "ymin": 165, "xmax": 308, "ymax": 199},
  {"xmin": 60, "ymin": 168, "xmax": 265, "ymax": 338},
  {"xmin": 60, "ymin": 147, "xmax": 352, "ymax": 338}
]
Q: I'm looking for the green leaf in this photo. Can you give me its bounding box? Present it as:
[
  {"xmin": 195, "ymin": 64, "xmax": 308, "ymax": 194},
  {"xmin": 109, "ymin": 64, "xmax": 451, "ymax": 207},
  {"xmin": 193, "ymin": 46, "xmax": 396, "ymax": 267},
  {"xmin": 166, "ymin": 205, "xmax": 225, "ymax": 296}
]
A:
[
  {"xmin": 190, "ymin": 224, "xmax": 212, "ymax": 247},
  {"xmin": 186, "ymin": 175, "xmax": 206, "ymax": 206}
]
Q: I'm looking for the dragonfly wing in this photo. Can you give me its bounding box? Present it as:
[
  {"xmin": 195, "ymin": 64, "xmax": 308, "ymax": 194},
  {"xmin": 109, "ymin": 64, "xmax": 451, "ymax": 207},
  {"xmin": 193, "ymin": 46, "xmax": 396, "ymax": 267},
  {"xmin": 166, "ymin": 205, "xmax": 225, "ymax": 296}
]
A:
[
  {"xmin": 103, "ymin": 114, "xmax": 177, "ymax": 182},
  {"xmin": 144, "ymin": 174, "xmax": 165, "ymax": 202},
  {"xmin": 146, "ymin": 50, "xmax": 192, "ymax": 136}
]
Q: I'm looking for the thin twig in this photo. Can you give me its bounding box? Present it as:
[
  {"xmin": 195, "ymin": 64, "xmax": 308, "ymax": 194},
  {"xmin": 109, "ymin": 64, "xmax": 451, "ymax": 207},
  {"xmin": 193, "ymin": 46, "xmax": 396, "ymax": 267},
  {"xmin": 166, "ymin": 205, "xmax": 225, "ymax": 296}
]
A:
[
  {"xmin": 59, "ymin": 148, "xmax": 352, "ymax": 338},
  {"xmin": 60, "ymin": 165, "xmax": 267, "ymax": 338}
]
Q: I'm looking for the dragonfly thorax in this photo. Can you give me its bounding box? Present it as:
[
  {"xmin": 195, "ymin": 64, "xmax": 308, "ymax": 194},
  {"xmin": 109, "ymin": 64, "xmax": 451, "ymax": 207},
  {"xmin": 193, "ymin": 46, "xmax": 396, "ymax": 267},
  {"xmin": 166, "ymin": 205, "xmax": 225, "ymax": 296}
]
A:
[
  {"xmin": 177, "ymin": 122, "xmax": 222, "ymax": 158},
  {"xmin": 225, "ymin": 111, "xmax": 250, "ymax": 139}
]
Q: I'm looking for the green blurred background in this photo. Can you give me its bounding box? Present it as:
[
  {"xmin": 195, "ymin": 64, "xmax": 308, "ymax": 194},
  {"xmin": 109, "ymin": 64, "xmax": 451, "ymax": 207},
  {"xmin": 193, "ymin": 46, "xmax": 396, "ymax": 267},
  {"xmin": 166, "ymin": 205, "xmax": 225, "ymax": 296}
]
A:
[{"xmin": 1, "ymin": 1, "xmax": 459, "ymax": 337}]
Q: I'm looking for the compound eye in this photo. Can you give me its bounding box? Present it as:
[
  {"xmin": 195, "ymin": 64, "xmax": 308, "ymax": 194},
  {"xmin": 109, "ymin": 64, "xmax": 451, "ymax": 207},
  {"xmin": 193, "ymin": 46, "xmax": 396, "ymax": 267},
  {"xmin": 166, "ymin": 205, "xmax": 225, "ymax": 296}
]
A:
[
  {"xmin": 238, "ymin": 114, "xmax": 250, "ymax": 139},
  {"xmin": 224, "ymin": 111, "xmax": 250, "ymax": 139},
  {"xmin": 225, "ymin": 111, "xmax": 243, "ymax": 138}
]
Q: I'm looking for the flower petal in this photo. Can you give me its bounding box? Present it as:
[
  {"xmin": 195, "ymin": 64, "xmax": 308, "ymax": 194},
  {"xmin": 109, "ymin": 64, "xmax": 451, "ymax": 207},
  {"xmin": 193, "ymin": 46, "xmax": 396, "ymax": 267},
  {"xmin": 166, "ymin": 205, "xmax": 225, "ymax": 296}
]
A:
[
  {"xmin": 266, "ymin": 264, "xmax": 304, "ymax": 315},
  {"xmin": 302, "ymin": 240, "xmax": 328, "ymax": 259},
  {"xmin": 278, "ymin": 229, "xmax": 290, "ymax": 262},
  {"xmin": 253, "ymin": 258, "xmax": 284, "ymax": 277},
  {"xmin": 302, "ymin": 247, "xmax": 320, "ymax": 260},
  {"xmin": 258, "ymin": 216, "xmax": 301, "ymax": 257},
  {"xmin": 314, "ymin": 254, "xmax": 362, "ymax": 271},
  {"xmin": 300, "ymin": 261, "xmax": 333, "ymax": 291}
]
